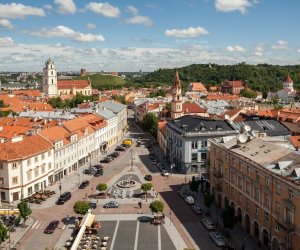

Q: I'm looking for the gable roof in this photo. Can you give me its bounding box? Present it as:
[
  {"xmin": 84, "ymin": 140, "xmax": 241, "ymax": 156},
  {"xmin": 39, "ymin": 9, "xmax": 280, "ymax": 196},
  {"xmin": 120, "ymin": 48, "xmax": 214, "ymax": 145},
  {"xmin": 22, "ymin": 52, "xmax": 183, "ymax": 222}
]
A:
[
  {"xmin": 57, "ymin": 80, "xmax": 90, "ymax": 89},
  {"xmin": 182, "ymin": 103, "xmax": 206, "ymax": 113},
  {"xmin": 190, "ymin": 82, "xmax": 207, "ymax": 92}
]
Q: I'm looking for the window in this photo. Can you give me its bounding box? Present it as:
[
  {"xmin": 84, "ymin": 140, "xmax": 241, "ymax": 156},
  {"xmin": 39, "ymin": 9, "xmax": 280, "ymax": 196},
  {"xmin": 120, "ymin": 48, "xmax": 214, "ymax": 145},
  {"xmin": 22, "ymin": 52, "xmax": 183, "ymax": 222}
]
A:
[
  {"xmin": 286, "ymin": 208, "xmax": 293, "ymax": 224},
  {"xmin": 27, "ymin": 159, "xmax": 31, "ymax": 166},
  {"xmin": 275, "ymin": 222, "xmax": 280, "ymax": 232},
  {"xmin": 192, "ymin": 141, "xmax": 198, "ymax": 149},
  {"xmin": 34, "ymin": 168, "xmax": 39, "ymax": 177},
  {"xmin": 202, "ymin": 141, "xmax": 207, "ymax": 147},
  {"xmin": 275, "ymin": 202, "xmax": 280, "ymax": 214},
  {"xmin": 225, "ymin": 169, "xmax": 229, "ymax": 178},
  {"xmin": 238, "ymin": 192, "xmax": 242, "ymax": 202},
  {"xmin": 34, "ymin": 156, "xmax": 38, "ymax": 163},
  {"xmin": 28, "ymin": 187, "xmax": 33, "ymax": 195},
  {"xmin": 256, "ymin": 172, "xmax": 260, "ymax": 181},
  {"xmin": 246, "ymin": 181, "xmax": 250, "ymax": 195},
  {"xmin": 201, "ymin": 153, "xmax": 207, "ymax": 160},
  {"xmin": 288, "ymin": 190, "xmax": 293, "ymax": 200},
  {"xmin": 41, "ymin": 166, "xmax": 45, "ymax": 174},
  {"xmin": 264, "ymin": 194, "xmax": 270, "ymax": 207},
  {"xmin": 265, "ymin": 176, "xmax": 270, "ymax": 187},
  {"xmin": 27, "ymin": 171, "xmax": 32, "ymax": 181},
  {"xmin": 191, "ymin": 153, "xmax": 197, "ymax": 162},
  {"xmin": 230, "ymin": 172, "xmax": 235, "ymax": 185},
  {"xmin": 48, "ymin": 151, "xmax": 51, "ymax": 157},
  {"xmin": 247, "ymin": 166, "xmax": 250, "ymax": 176},
  {"xmin": 264, "ymin": 212, "xmax": 269, "ymax": 223},
  {"xmin": 254, "ymin": 187, "xmax": 260, "ymax": 202},
  {"xmin": 246, "ymin": 199, "xmax": 250, "ymax": 210},
  {"xmin": 238, "ymin": 176, "xmax": 242, "ymax": 189},
  {"xmin": 275, "ymin": 183, "xmax": 280, "ymax": 194},
  {"xmin": 41, "ymin": 154, "xmax": 45, "ymax": 160},
  {"xmin": 12, "ymin": 163, "xmax": 17, "ymax": 170},
  {"xmin": 48, "ymin": 163, "xmax": 52, "ymax": 170},
  {"xmin": 0, "ymin": 177, "xmax": 4, "ymax": 185},
  {"xmin": 255, "ymin": 205, "xmax": 259, "ymax": 215},
  {"xmin": 12, "ymin": 177, "xmax": 18, "ymax": 185}
]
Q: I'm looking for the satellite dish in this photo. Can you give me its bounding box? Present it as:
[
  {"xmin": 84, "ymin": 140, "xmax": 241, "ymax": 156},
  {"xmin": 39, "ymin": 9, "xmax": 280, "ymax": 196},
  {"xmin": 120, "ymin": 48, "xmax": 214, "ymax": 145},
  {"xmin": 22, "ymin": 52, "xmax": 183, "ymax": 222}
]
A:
[
  {"xmin": 224, "ymin": 114, "xmax": 230, "ymax": 120},
  {"xmin": 243, "ymin": 125, "xmax": 251, "ymax": 132},
  {"xmin": 238, "ymin": 134, "xmax": 248, "ymax": 143},
  {"xmin": 251, "ymin": 130, "xmax": 258, "ymax": 137}
]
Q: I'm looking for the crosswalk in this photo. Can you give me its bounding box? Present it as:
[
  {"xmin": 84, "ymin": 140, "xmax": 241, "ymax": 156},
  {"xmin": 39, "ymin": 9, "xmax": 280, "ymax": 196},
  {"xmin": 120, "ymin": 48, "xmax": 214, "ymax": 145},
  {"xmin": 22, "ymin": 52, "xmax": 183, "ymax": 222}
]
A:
[{"xmin": 31, "ymin": 220, "xmax": 67, "ymax": 230}]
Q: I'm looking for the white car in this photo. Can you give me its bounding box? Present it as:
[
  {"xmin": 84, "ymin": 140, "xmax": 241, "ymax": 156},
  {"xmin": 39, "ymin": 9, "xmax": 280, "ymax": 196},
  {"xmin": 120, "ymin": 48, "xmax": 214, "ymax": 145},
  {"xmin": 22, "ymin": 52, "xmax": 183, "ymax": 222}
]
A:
[
  {"xmin": 209, "ymin": 232, "xmax": 227, "ymax": 247},
  {"xmin": 201, "ymin": 218, "xmax": 215, "ymax": 230},
  {"xmin": 184, "ymin": 195, "xmax": 195, "ymax": 205},
  {"xmin": 161, "ymin": 169, "xmax": 169, "ymax": 176}
]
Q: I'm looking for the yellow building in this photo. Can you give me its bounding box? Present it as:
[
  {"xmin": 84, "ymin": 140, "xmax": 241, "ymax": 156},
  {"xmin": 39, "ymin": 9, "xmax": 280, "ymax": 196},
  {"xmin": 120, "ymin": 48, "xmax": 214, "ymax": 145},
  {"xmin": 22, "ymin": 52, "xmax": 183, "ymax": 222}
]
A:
[{"xmin": 209, "ymin": 136, "xmax": 300, "ymax": 250}]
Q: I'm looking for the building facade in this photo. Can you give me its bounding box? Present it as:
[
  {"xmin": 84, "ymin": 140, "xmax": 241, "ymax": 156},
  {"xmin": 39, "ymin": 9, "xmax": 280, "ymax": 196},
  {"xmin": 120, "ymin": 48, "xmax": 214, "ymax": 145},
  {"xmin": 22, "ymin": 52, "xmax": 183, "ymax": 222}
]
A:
[
  {"xmin": 209, "ymin": 136, "xmax": 300, "ymax": 250},
  {"xmin": 166, "ymin": 115, "xmax": 239, "ymax": 174},
  {"xmin": 171, "ymin": 72, "xmax": 183, "ymax": 119}
]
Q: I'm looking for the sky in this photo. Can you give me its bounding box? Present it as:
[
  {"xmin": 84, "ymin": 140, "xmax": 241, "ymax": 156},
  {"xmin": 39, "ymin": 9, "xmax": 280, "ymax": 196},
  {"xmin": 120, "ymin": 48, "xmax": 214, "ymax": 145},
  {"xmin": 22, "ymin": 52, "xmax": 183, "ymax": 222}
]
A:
[{"xmin": 0, "ymin": 0, "xmax": 299, "ymax": 72}]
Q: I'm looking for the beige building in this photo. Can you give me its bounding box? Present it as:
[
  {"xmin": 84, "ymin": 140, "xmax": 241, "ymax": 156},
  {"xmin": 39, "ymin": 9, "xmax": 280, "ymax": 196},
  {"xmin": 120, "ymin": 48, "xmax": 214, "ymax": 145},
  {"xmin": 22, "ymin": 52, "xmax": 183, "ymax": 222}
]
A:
[{"xmin": 209, "ymin": 136, "xmax": 300, "ymax": 250}]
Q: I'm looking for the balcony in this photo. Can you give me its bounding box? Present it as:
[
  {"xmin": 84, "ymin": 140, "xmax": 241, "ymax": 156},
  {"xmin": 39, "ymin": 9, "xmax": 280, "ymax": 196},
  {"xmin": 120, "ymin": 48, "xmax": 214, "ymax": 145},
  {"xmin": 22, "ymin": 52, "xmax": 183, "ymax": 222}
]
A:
[{"xmin": 278, "ymin": 219, "xmax": 295, "ymax": 232}]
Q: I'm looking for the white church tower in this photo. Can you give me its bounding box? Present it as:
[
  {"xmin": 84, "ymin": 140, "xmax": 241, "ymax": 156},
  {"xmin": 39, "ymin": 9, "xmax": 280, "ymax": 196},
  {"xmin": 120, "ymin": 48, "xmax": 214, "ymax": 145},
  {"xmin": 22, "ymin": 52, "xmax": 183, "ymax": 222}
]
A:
[
  {"xmin": 171, "ymin": 71, "xmax": 183, "ymax": 119},
  {"xmin": 283, "ymin": 75, "xmax": 294, "ymax": 93},
  {"xmin": 42, "ymin": 58, "xmax": 58, "ymax": 97}
]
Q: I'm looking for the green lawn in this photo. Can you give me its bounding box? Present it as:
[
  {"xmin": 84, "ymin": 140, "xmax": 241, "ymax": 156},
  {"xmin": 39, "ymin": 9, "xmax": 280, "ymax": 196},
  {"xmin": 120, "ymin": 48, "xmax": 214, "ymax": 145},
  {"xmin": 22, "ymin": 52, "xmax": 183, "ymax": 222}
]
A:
[{"xmin": 76, "ymin": 74, "xmax": 125, "ymax": 89}]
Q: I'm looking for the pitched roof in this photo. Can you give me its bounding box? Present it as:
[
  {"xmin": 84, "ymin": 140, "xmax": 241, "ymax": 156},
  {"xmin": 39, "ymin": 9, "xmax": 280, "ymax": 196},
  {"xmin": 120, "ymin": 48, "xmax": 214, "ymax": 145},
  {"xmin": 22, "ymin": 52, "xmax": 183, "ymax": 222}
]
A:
[
  {"xmin": 57, "ymin": 80, "xmax": 90, "ymax": 89},
  {"xmin": 0, "ymin": 135, "xmax": 53, "ymax": 161},
  {"xmin": 190, "ymin": 82, "xmax": 207, "ymax": 92},
  {"xmin": 226, "ymin": 80, "xmax": 244, "ymax": 88},
  {"xmin": 12, "ymin": 90, "xmax": 42, "ymax": 97},
  {"xmin": 285, "ymin": 75, "xmax": 293, "ymax": 83},
  {"xmin": 289, "ymin": 136, "xmax": 300, "ymax": 149},
  {"xmin": 182, "ymin": 103, "xmax": 206, "ymax": 113},
  {"xmin": 39, "ymin": 126, "xmax": 71, "ymax": 145},
  {"xmin": 158, "ymin": 121, "xmax": 168, "ymax": 137}
]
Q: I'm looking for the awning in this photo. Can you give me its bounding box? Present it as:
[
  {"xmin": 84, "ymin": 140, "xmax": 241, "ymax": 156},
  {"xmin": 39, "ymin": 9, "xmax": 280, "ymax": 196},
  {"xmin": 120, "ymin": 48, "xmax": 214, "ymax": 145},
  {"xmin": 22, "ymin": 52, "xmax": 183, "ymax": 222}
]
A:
[{"xmin": 79, "ymin": 213, "xmax": 95, "ymax": 227}]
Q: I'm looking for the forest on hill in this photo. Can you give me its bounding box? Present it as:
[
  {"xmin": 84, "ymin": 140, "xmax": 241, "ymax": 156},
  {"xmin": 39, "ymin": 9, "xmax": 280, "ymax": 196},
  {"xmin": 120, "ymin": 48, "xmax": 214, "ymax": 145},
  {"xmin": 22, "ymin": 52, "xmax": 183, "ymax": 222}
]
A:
[
  {"xmin": 127, "ymin": 63, "xmax": 300, "ymax": 94},
  {"xmin": 76, "ymin": 74, "xmax": 125, "ymax": 90}
]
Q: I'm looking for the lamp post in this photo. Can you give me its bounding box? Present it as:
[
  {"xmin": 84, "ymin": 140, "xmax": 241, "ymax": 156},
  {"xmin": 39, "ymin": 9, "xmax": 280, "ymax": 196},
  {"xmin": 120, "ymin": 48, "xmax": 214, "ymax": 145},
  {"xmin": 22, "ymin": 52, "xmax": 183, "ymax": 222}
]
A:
[{"xmin": 59, "ymin": 180, "xmax": 62, "ymax": 197}]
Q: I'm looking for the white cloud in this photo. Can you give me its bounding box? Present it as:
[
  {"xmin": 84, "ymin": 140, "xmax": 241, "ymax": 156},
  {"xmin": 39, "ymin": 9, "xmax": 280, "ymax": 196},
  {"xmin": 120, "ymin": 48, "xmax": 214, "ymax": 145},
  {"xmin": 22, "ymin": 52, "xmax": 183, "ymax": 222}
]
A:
[
  {"xmin": 44, "ymin": 5, "xmax": 52, "ymax": 10},
  {"xmin": 125, "ymin": 16, "xmax": 153, "ymax": 27},
  {"xmin": 271, "ymin": 40, "xmax": 288, "ymax": 50},
  {"xmin": 30, "ymin": 25, "xmax": 105, "ymax": 42},
  {"xmin": 0, "ymin": 19, "xmax": 13, "ymax": 29},
  {"xmin": 126, "ymin": 5, "xmax": 139, "ymax": 15},
  {"xmin": 86, "ymin": 2, "xmax": 120, "ymax": 18},
  {"xmin": 254, "ymin": 44, "xmax": 264, "ymax": 56},
  {"xmin": 225, "ymin": 45, "xmax": 246, "ymax": 52},
  {"xmin": 0, "ymin": 37, "xmax": 14, "ymax": 47},
  {"xmin": 165, "ymin": 26, "xmax": 209, "ymax": 38},
  {"xmin": 215, "ymin": 0, "xmax": 252, "ymax": 14},
  {"xmin": 86, "ymin": 23, "xmax": 97, "ymax": 29},
  {"xmin": 297, "ymin": 49, "xmax": 300, "ymax": 53},
  {"xmin": 54, "ymin": 0, "xmax": 76, "ymax": 14},
  {"xmin": 0, "ymin": 3, "xmax": 45, "ymax": 19}
]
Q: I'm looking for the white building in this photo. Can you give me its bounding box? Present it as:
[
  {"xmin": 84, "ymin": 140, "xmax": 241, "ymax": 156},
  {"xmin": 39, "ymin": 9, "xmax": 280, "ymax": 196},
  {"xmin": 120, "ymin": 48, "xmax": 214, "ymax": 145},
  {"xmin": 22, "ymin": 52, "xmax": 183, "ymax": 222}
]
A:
[
  {"xmin": 0, "ymin": 135, "xmax": 54, "ymax": 203},
  {"xmin": 42, "ymin": 58, "xmax": 58, "ymax": 97}
]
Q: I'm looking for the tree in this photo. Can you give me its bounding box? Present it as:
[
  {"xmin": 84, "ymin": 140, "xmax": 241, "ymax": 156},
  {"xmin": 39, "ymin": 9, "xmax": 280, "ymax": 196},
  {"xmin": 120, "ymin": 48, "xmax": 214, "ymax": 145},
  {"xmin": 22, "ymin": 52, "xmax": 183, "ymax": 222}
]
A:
[
  {"xmin": 17, "ymin": 199, "xmax": 32, "ymax": 224},
  {"xmin": 221, "ymin": 206, "xmax": 237, "ymax": 229},
  {"xmin": 111, "ymin": 95, "xmax": 127, "ymax": 104},
  {"xmin": 240, "ymin": 88, "xmax": 257, "ymax": 98},
  {"xmin": 73, "ymin": 201, "xmax": 90, "ymax": 215},
  {"xmin": 149, "ymin": 200, "xmax": 164, "ymax": 214},
  {"xmin": 0, "ymin": 99, "xmax": 6, "ymax": 108},
  {"xmin": 141, "ymin": 183, "xmax": 153, "ymax": 201},
  {"xmin": 97, "ymin": 183, "xmax": 107, "ymax": 192},
  {"xmin": 0, "ymin": 221, "xmax": 8, "ymax": 244},
  {"xmin": 141, "ymin": 113, "xmax": 159, "ymax": 138},
  {"xmin": 189, "ymin": 177, "xmax": 200, "ymax": 198},
  {"xmin": 203, "ymin": 192, "xmax": 214, "ymax": 216}
]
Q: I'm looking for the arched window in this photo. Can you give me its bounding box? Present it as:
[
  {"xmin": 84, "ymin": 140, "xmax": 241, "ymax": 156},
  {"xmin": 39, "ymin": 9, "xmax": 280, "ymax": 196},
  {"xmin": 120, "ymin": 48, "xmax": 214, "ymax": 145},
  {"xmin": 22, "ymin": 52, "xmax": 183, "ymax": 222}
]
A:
[{"xmin": 52, "ymin": 79, "xmax": 54, "ymax": 84}]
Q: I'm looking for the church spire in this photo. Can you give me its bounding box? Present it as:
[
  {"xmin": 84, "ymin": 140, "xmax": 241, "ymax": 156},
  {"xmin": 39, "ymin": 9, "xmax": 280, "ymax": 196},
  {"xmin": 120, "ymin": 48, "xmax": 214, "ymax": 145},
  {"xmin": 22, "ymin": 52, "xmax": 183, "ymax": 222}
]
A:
[{"xmin": 174, "ymin": 71, "xmax": 181, "ymax": 89}]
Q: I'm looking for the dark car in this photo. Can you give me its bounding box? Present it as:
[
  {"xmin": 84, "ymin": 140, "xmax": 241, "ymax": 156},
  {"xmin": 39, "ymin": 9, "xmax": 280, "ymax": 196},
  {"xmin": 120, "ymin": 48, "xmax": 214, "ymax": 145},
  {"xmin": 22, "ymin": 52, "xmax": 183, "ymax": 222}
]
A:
[
  {"xmin": 79, "ymin": 180, "xmax": 90, "ymax": 189},
  {"xmin": 103, "ymin": 201, "xmax": 119, "ymax": 208},
  {"xmin": 44, "ymin": 220, "xmax": 59, "ymax": 234},
  {"xmin": 115, "ymin": 146, "xmax": 126, "ymax": 151},
  {"xmin": 144, "ymin": 175, "xmax": 152, "ymax": 181},
  {"xmin": 84, "ymin": 168, "xmax": 96, "ymax": 175},
  {"xmin": 93, "ymin": 164, "xmax": 103, "ymax": 170},
  {"xmin": 100, "ymin": 157, "xmax": 112, "ymax": 163},
  {"xmin": 56, "ymin": 192, "xmax": 71, "ymax": 205},
  {"xmin": 89, "ymin": 202, "xmax": 97, "ymax": 209},
  {"xmin": 94, "ymin": 169, "xmax": 103, "ymax": 177}
]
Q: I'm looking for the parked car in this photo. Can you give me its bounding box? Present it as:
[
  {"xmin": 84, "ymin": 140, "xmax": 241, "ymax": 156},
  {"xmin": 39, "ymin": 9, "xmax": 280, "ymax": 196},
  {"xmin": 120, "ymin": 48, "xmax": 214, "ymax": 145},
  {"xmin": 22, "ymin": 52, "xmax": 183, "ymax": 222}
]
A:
[
  {"xmin": 191, "ymin": 204, "xmax": 202, "ymax": 215},
  {"xmin": 100, "ymin": 157, "xmax": 112, "ymax": 163},
  {"xmin": 115, "ymin": 146, "xmax": 126, "ymax": 151},
  {"xmin": 79, "ymin": 180, "xmax": 90, "ymax": 189},
  {"xmin": 178, "ymin": 189, "xmax": 193, "ymax": 198},
  {"xmin": 111, "ymin": 152, "xmax": 120, "ymax": 157},
  {"xmin": 103, "ymin": 201, "xmax": 119, "ymax": 208},
  {"xmin": 201, "ymin": 218, "xmax": 215, "ymax": 230},
  {"xmin": 93, "ymin": 164, "xmax": 103, "ymax": 170},
  {"xmin": 44, "ymin": 220, "xmax": 59, "ymax": 234},
  {"xmin": 161, "ymin": 169, "xmax": 169, "ymax": 176},
  {"xmin": 56, "ymin": 192, "xmax": 71, "ymax": 205},
  {"xmin": 94, "ymin": 169, "xmax": 103, "ymax": 177},
  {"xmin": 184, "ymin": 195, "xmax": 195, "ymax": 205},
  {"xmin": 84, "ymin": 168, "xmax": 96, "ymax": 175},
  {"xmin": 89, "ymin": 202, "xmax": 97, "ymax": 209},
  {"xmin": 209, "ymin": 232, "xmax": 227, "ymax": 247},
  {"xmin": 144, "ymin": 175, "xmax": 153, "ymax": 181}
]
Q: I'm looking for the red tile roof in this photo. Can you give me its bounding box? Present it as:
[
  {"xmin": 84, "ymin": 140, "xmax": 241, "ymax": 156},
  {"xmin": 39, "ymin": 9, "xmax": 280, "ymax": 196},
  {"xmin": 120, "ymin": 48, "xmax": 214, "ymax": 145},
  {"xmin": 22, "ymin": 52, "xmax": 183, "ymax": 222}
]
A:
[
  {"xmin": 190, "ymin": 82, "xmax": 207, "ymax": 92},
  {"xmin": 182, "ymin": 103, "xmax": 206, "ymax": 113},
  {"xmin": 158, "ymin": 121, "xmax": 167, "ymax": 137},
  {"xmin": 285, "ymin": 75, "xmax": 293, "ymax": 83},
  {"xmin": 39, "ymin": 126, "xmax": 71, "ymax": 145},
  {"xmin": 289, "ymin": 136, "xmax": 300, "ymax": 149},
  {"xmin": 57, "ymin": 80, "xmax": 90, "ymax": 89},
  {"xmin": 12, "ymin": 90, "xmax": 42, "ymax": 97},
  {"xmin": 226, "ymin": 80, "xmax": 244, "ymax": 88},
  {"xmin": 0, "ymin": 135, "xmax": 53, "ymax": 161}
]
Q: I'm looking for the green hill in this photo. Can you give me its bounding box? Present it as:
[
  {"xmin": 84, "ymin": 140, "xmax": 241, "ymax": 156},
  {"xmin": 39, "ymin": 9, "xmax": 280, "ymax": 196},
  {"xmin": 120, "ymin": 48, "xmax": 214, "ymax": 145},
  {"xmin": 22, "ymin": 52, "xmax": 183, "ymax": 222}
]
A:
[
  {"xmin": 76, "ymin": 74, "xmax": 125, "ymax": 90},
  {"xmin": 132, "ymin": 63, "xmax": 300, "ymax": 94}
]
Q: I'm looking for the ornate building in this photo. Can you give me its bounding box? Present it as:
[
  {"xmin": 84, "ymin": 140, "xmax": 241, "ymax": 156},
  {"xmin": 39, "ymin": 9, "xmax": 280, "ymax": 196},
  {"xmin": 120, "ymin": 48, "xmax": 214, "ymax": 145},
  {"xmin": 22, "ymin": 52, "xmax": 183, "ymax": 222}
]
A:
[
  {"xmin": 42, "ymin": 58, "xmax": 92, "ymax": 97},
  {"xmin": 171, "ymin": 71, "xmax": 183, "ymax": 119},
  {"xmin": 267, "ymin": 76, "xmax": 297, "ymax": 103}
]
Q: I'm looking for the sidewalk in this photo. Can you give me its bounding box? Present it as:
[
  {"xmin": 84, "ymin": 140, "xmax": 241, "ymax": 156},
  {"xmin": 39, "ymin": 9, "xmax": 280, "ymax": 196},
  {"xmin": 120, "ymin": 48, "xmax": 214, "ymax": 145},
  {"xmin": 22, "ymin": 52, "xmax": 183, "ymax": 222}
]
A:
[{"xmin": 2, "ymin": 216, "xmax": 34, "ymax": 249}]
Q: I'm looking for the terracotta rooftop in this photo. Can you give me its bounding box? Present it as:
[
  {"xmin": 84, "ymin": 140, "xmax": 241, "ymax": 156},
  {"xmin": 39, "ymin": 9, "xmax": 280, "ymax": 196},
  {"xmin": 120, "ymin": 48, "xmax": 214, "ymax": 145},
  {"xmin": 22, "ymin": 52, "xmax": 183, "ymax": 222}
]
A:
[
  {"xmin": 0, "ymin": 134, "xmax": 53, "ymax": 161},
  {"xmin": 158, "ymin": 121, "xmax": 168, "ymax": 137},
  {"xmin": 190, "ymin": 82, "xmax": 207, "ymax": 92},
  {"xmin": 57, "ymin": 80, "xmax": 90, "ymax": 89},
  {"xmin": 289, "ymin": 136, "xmax": 300, "ymax": 149},
  {"xmin": 285, "ymin": 75, "xmax": 293, "ymax": 83},
  {"xmin": 182, "ymin": 103, "xmax": 206, "ymax": 113},
  {"xmin": 39, "ymin": 126, "xmax": 71, "ymax": 145},
  {"xmin": 12, "ymin": 90, "xmax": 42, "ymax": 97},
  {"xmin": 226, "ymin": 80, "xmax": 244, "ymax": 88}
]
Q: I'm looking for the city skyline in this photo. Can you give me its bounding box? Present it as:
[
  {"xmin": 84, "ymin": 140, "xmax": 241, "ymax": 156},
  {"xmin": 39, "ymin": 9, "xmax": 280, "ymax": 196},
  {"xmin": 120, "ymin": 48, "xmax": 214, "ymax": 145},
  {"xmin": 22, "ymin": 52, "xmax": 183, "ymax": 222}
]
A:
[{"xmin": 0, "ymin": 0, "xmax": 299, "ymax": 72}]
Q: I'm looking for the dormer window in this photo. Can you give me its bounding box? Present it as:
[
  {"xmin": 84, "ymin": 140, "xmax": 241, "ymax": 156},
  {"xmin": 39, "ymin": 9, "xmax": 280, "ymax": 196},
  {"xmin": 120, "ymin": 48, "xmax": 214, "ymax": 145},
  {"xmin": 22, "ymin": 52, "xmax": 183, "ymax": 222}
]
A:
[{"xmin": 200, "ymin": 126, "xmax": 206, "ymax": 131}]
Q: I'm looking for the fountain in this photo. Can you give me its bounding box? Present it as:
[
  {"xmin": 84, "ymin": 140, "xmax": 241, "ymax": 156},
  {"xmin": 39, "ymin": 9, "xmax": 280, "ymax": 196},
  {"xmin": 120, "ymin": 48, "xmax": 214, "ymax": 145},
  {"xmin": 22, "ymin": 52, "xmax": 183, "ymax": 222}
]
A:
[{"xmin": 117, "ymin": 177, "xmax": 137, "ymax": 189}]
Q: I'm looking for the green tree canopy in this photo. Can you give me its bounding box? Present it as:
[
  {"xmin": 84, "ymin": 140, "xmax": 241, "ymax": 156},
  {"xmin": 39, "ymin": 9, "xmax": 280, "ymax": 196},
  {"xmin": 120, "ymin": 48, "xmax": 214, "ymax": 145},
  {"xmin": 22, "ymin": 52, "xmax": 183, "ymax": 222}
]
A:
[
  {"xmin": 73, "ymin": 201, "xmax": 90, "ymax": 215},
  {"xmin": 0, "ymin": 221, "xmax": 8, "ymax": 244},
  {"xmin": 221, "ymin": 206, "xmax": 237, "ymax": 229},
  {"xmin": 189, "ymin": 178, "xmax": 200, "ymax": 193},
  {"xmin": 147, "ymin": 89, "xmax": 168, "ymax": 98},
  {"xmin": 17, "ymin": 199, "xmax": 32, "ymax": 222},
  {"xmin": 48, "ymin": 93, "xmax": 98, "ymax": 109},
  {"xmin": 142, "ymin": 113, "xmax": 159, "ymax": 138},
  {"xmin": 204, "ymin": 192, "xmax": 214, "ymax": 210},
  {"xmin": 141, "ymin": 182, "xmax": 153, "ymax": 201},
  {"xmin": 150, "ymin": 200, "xmax": 164, "ymax": 214},
  {"xmin": 240, "ymin": 88, "xmax": 257, "ymax": 98},
  {"xmin": 111, "ymin": 95, "xmax": 127, "ymax": 104},
  {"xmin": 97, "ymin": 183, "xmax": 107, "ymax": 192}
]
